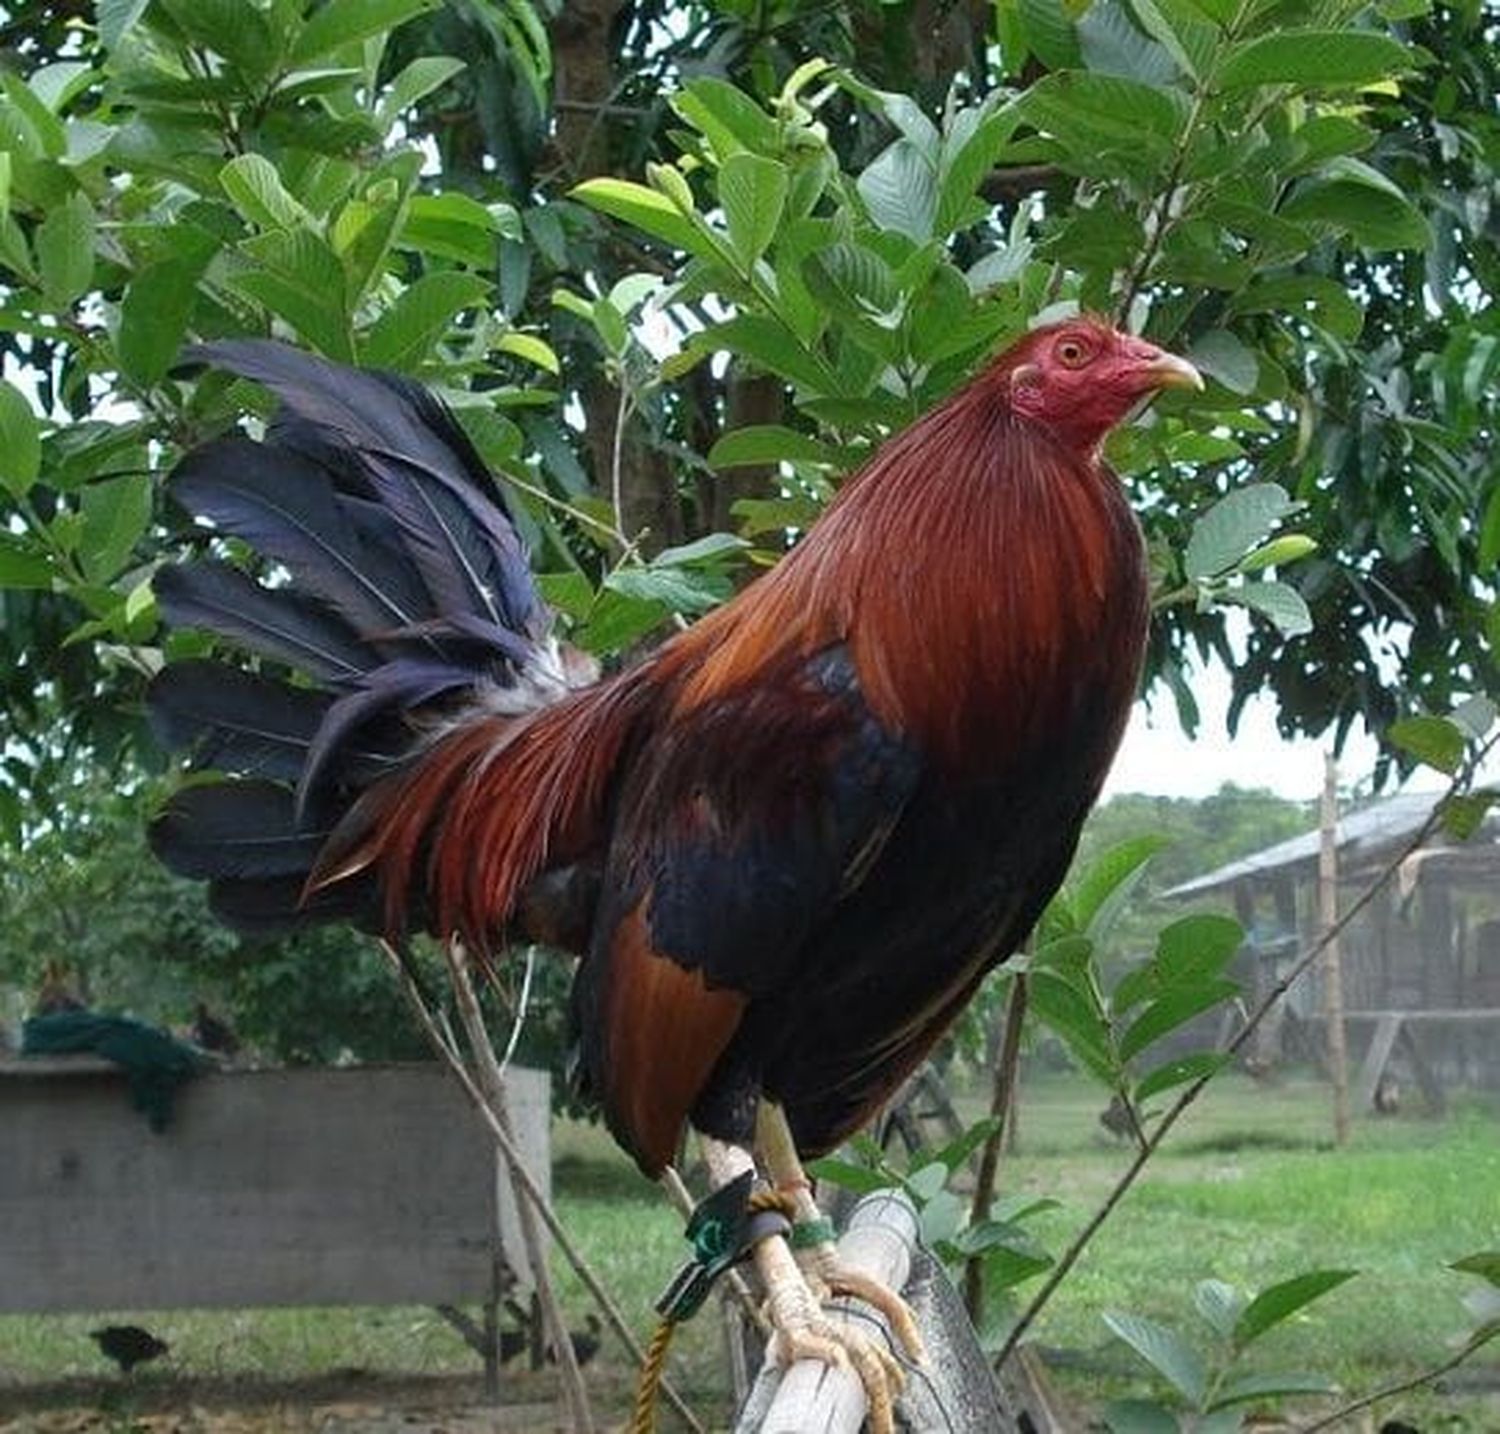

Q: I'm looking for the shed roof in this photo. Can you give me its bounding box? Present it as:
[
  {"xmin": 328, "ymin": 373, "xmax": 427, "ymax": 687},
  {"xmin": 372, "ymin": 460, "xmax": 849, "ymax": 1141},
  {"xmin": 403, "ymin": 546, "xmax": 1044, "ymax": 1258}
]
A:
[{"xmin": 1163, "ymin": 791, "xmax": 1457, "ymax": 899}]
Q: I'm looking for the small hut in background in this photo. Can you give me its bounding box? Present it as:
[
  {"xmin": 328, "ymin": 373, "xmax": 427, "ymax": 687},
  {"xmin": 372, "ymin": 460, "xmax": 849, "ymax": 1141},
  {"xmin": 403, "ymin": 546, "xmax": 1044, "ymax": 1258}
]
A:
[{"xmin": 1165, "ymin": 792, "xmax": 1500, "ymax": 1104}]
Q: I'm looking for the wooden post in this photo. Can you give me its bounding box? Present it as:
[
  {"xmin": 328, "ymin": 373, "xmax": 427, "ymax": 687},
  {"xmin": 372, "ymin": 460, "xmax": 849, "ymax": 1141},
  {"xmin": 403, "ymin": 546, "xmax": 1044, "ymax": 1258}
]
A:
[{"xmin": 1320, "ymin": 752, "xmax": 1351, "ymax": 1145}]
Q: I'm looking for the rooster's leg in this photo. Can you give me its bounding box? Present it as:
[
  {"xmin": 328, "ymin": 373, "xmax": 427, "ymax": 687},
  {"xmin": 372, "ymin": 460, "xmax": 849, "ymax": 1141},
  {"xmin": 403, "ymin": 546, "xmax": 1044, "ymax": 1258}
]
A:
[
  {"xmin": 700, "ymin": 1136, "xmax": 906, "ymax": 1434},
  {"xmin": 755, "ymin": 1102, "xmax": 927, "ymax": 1363}
]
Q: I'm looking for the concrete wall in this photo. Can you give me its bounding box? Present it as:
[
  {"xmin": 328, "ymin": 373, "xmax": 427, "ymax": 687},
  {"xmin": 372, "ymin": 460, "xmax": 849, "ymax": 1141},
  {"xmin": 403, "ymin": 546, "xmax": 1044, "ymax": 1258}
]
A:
[{"xmin": 0, "ymin": 1060, "xmax": 549, "ymax": 1314}]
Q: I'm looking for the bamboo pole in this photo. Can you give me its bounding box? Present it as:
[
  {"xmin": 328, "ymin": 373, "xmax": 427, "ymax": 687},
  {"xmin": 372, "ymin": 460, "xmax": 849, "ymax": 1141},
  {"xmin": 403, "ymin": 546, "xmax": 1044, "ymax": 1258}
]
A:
[
  {"xmin": 1320, "ymin": 752, "xmax": 1351, "ymax": 1146},
  {"xmin": 741, "ymin": 1192, "xmax": 919, "ymax": 1434}
]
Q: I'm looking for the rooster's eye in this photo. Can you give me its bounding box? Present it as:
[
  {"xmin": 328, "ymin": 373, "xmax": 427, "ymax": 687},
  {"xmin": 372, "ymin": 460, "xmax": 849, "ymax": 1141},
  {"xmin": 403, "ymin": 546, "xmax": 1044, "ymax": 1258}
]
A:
[{"xmin": 1055, "ymin": 338, "xmax": 1090, "ymax": 368}]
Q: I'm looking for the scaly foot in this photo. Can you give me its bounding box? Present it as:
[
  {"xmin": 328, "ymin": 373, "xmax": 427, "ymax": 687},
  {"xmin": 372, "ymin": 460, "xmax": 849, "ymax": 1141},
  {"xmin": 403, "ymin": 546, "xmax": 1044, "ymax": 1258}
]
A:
[
  {"xmin": 754, "ymin": 1231, "xmax": 906, "ymax": 1434},
  {"xmin": 803, "ymin": 1239, "xmax": 928, "ymax": 1366}
]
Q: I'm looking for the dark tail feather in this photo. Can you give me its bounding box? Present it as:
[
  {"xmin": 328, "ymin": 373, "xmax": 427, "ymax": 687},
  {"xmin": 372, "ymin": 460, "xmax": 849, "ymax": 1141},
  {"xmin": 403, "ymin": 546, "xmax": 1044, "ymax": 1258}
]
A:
[
  {"xmin": 150, "ymin": 662, "xmax": 330, "ymax": 784},
  {"xmin": 154, "ymin": 563, "xmax": 368, "ymax": 682},
  {"xmin": 169, "ymin": 436, "xmax": 426, "ymax": 648},
  {"xmin": 181, "ymin": 340, "xmax": 543, "ymax": 640},
  {"xmin": 151, "ymin": 340, "xmax": 574, "ymax": 939},
  {"xmin": 206, "ymin": 873, "xmax": 376, "ymax": 935},
  {"xmin": 149, "ymin": 781, "xmax": 327, "ymax": 882}
]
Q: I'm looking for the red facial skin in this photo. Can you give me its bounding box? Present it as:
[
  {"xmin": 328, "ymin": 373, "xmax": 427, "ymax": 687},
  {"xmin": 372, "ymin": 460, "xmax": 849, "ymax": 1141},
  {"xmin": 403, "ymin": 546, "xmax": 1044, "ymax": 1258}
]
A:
[{"xmin": 1000, "ymin": 317, "xmax": 1204, "ymax": 457}]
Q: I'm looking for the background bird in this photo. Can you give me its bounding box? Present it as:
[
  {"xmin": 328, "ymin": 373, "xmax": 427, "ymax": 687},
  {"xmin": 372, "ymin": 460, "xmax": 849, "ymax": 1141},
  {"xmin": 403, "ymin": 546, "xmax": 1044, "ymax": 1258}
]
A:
[
  {"xmin": 90, "ymin": 1324, "xmax": 169, "ymax": 1374},
  {"xmin": 148, "ymin": 321, "xmax": 1198, "ymax": 1421},
  {"xmin": 189, "ymin": 1000, "xmax": 240, "ymax": 1057}
]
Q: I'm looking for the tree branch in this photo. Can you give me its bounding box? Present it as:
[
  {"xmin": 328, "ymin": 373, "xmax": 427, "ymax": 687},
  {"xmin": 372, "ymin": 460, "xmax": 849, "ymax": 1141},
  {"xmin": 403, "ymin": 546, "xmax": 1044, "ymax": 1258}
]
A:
[{"xmin": 1298, "ymin": 1324, "xmax": 1499, "ymax": 1433}]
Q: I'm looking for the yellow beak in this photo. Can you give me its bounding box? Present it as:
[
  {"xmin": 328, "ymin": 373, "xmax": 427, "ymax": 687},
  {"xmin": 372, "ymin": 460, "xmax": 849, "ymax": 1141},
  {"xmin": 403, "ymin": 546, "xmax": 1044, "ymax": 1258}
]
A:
[{"xmin": 1141, "ymin": 351, "xmax": 1205, "ymax": 392}]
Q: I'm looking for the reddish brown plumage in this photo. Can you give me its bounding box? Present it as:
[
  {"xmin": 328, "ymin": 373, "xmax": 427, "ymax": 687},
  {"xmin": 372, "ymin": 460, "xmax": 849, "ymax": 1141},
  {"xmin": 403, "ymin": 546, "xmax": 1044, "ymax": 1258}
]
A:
[{"xmin": 309, "ymin": 316, "xmax": 1198, "ymax": 1171}]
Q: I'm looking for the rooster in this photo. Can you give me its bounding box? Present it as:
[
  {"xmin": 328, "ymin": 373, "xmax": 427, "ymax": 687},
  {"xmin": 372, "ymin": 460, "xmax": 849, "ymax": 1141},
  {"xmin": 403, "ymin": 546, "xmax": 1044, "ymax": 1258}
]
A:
[{"xmin": 148, "ymin": 319, "xmax": 1200, "ymax": 1424}]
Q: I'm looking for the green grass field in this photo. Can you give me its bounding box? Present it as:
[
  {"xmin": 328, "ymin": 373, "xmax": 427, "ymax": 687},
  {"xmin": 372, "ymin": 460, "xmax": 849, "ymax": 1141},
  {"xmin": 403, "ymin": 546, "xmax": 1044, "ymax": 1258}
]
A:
[{"xmin": 2, "ymin": 1069, "xmax": 1497, "ymax": 1431}]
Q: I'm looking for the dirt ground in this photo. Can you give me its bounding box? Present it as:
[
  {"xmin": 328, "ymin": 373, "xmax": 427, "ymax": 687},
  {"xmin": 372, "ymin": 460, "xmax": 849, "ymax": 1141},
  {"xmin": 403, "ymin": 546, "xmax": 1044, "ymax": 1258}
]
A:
[{"xmin": 0, "ymin": 1374, "xmax": 584, "ymax": 1434}]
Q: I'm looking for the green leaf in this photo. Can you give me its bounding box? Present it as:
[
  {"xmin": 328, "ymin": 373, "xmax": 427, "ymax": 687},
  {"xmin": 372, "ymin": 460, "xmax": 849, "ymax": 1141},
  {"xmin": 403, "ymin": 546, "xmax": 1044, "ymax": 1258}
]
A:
[
  {"xmin": 1127, "ymin": 0, "xmax": 1219, "ymax": 81},
  {"xmin": 1103, "ymin": 1311, "xmax": 1206, "ymax": 1404},
  {"xmin": 1451, "ymin": 1252, "xmax": 1500, "ymax": 1287},
  {"xmin": 1019, "ymin": 0, "xmax": 1082, "ymax": 69},
  {"xmin": 0, "ymin": 535, "xmax": 52, "ymax": 589},
  {"xmin": 230, "ymin": 230, "xmax": 352, "ymax": 361},
  {"xmin": 1156, "ymin": 913, "xmax": 1243, "ymax": 983},
  {"xmin": 858, "ymin": 139, "xmax": 937, "ymax": 243},
  {"xmin": 1481, "ymin": 480, "xmax": 1500, "ymax": 572},
  {"xmin": 1033, "ymin": 933, "xmax": 1095, "ymax": 982},
  {"xmin": 1221, "ymin": 580, "xmax": 1313, "ymax": 638},
  {"xmin": 1229, "ymin": 274, "xmax": 1363, "ymax": 342},
  {"xmin": 571, "ymin": 176, "xmax": 711, "ymax": 259},
  {"xmin": 838, "ymin": 75, "xmax": 941, "ymax": 160},
  {"xmin": 1192, "ymin": 1278, "xmax": 1244, "ymax": 1339},
  {"xmin": 1118, "ymin": 980, "xmax": 1237, "ymax": 1063},
  {"xmin": 708, "ymin": 425, "xmax": 845, "ymax": 471},
  {"xmin": 1072, "ymin": 835, "xmax": 1170, "ymax": 940},
  {"xmin": 0, "ymin": 380, "xmax": 40, "ymax": 498},
  {"xmin": 1103, "ymin": 1400, "xmax": 1181, "ymax": 1434},
  {"xmin": 905, "ymin": 1160, "xmax": 949, "ymax": 1203},
  {"xmin": 1078, "ymin": 1, "xmax": 1178, "ymax": 85},
  {"xmin": 290, "ymin": 0, "xmax": 438, "ymax": 64},
  {"xmin": 1187, "ymin": 329, "xmax": 1258, "ymax": 396},
  {"xmin": 1440, "ymin": 791, "xmax": 1497, "ymax": 841},
  {"xmin": 1020, "ymin": 71, "xmax": 1189, "ymax": 152},
  {"xmin": 719, "ymin": 153, "xmax": 789, "ymax": 270},
  {"xmin": 220, "ymin": 154, "xmax": 310, "ymax": 230},
  {"xmin": 1388, "ymin": 715, "xmax": 1466, "ymax": 774},
  {"xmin": 699, "ymin": 315, "xmax": 840, "ymax": 395},
  {"xmin": 925, "ymin": 1116, "xmax": 1003, "ymax": 1175},
  {"xmin": 378, "ymin": 56, "xmax": 466, "ymax": 128},
  {"xmin": 401, "ymin": 193, "xmax": 505, "ymax": 266},
  {"xmin": 1209, "ymin": 1371, "xmax": 1339, "ymax": 1410},
  {"xmin": 1029, "ymin": 970, "xmax": 1117, "ymax": 1084},
  {"xmin": 37, "ymin": 192, "xmax": 94, "ymax": 306},
  {"xmin": 1234, "ymin": 1269, "xmax": 1357, "ymax": 1347},
  {"xmin": 118, "ymin": 247, "xmax": 214, "ymax": 387},
  {"xmin": 801, "ymin": 242, "xmax": 900, "ymax": 322},
  {"xmin": 806, "ymin": 1157, "xmax": 894, "ymax": 1196},
  {"xmin": 575, "ymin": 588, "xmax": 667, "ymax": 654},
  {"xmin": 733, "ymin": 495, "xmax": 824, "ymax": 535},
  {"xmin": 672, "ymin": 78, "xmax": 779, "ymax": 160},
  {"xmin": 1239, "ymin": 535, "xmax": 1318, "ymax": 572},
  {"xmin": 653, "ymin": 533, "xmax": 750, "ymax": 569},
  {"xmin": 80, "ymin": 472, "xmax": 153, "ymax": 582},
  {"xmin": 606, "ymin": 564, "xmax": 730, "ymax": 616},
  {"xmin": 98, "ymin": 0, "xmax": 152, "ymax": 48},
  {"xmin": 360, "ymin": 271, "xmax": 490, "ymax": 369},
  {"xmin": 1281, "ymin": 172, "xmax": 1430, "ymax": 251},
  {"xmin": 1219, "ymin": 30, "xmax": 1414, "ymax": 90},
  {"xmin": 1185, "ymin": 483, "xmax": 1300, "ymax": 580},
  {"xmin": 495, "ymin": 331, "xmax": 559, "ymax": 376}
]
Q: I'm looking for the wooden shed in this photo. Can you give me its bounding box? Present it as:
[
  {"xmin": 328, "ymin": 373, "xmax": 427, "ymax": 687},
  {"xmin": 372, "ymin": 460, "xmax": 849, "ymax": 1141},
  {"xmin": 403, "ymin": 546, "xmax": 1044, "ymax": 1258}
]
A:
[{"xmin": 1165, "ymin": 792, "xmax": 1500, "ymax": 1096}]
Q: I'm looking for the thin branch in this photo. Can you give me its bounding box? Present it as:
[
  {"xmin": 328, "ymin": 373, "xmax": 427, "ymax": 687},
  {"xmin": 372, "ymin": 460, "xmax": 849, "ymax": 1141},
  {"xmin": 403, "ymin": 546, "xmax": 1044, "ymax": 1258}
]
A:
[
  {"xmin": 965, "ymin": 974, "xmax": 1028, "ymax": 1320},
  {"xmin": 1298, "ymin": 1326, "xmax": 1499, "ymax": 1433},
  {"xmin": 381, "ymin": 941, "xmax": 707, "ymax": 1434},
  {"xmin": 610, "ymin": 382, "xmax": 632, "ymax": 551},
  {"xmin": 443, "ymin": 940, "xmax": 594, "ymax": 1434},
  {"xmin": 998, "ymin": 736, "xmax": 1499, "ymax": 1364}
]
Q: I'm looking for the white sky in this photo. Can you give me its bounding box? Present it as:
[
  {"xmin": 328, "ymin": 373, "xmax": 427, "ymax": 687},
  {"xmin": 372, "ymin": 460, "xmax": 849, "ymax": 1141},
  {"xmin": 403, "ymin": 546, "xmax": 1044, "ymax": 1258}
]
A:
[{"xmin": 1106, "ymin": 667, "xmax": 1378, "ymax": 801}]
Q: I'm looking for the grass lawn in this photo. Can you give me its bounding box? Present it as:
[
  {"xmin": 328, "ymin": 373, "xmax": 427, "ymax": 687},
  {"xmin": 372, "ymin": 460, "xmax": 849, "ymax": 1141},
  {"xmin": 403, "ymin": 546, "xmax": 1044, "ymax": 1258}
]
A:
[{"xmin": 2, "ymin": 1068, "xmax": 1497, "ymax": 1431}]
